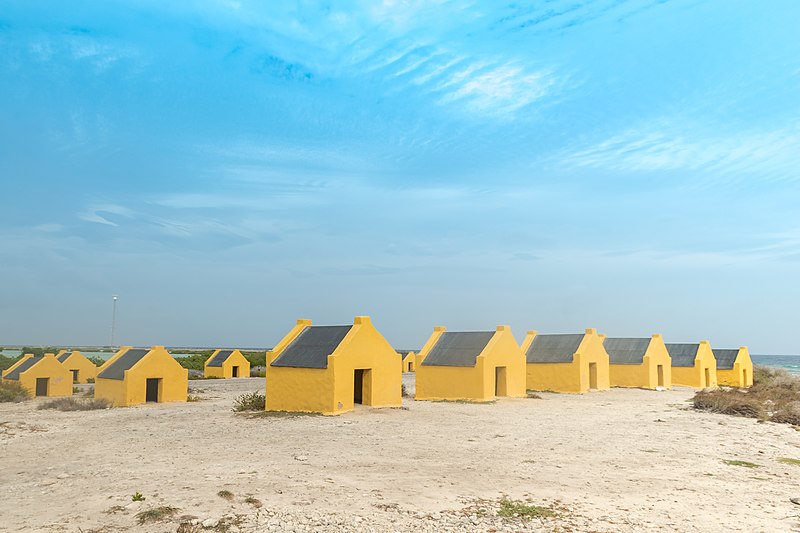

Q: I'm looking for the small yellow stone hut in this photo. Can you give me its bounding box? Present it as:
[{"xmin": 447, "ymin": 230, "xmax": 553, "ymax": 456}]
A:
[
  {"xmin": 415, "ymin": 326, "xmax": 526, "ymax": 402},
  {"xmin": 265, "ymin": 316, "xmax": 402, "ymax": 415},
  {"xmin": 1, "ymin": 353, "xmax": 72, "ymax": 397},
  {"xmin": 56, "ymin": 350, "xmax": 98, "ymax": 384},
  {"xmin": 204, "ymin": 349, "xmax": 250, "ymax": 378},
  {"xmin": 400, "ymin": 351, "xmax": 416, "ymax": 372},
  {"xmin": 94, "ymin": 346, "xmax": 188, "ymax": 406},
  {"xmin": 714, "ymin": 347, "xmax": 753, "ymax": 388},
  {"xmin": 666, "ymin": 341, "xmax": 717, "ymax": 388},
  {"xmin": 604, "ymin": 334, "xmax": 672, "ymax": 389},
  {"xmin": 521, "ymin": 329, "xmax": 611, "ymax": 393}
]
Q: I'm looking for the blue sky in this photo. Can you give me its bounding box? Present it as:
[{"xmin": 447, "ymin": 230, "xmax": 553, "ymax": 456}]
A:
[{"xmin": 1, "ymin": 0, "xmax": 799, "ymax": 352}]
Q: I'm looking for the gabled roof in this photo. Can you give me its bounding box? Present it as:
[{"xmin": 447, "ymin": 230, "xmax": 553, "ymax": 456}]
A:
[
  {"xmin": 206, "ymin": 350, "xmax": 234, "ymax": 367},
  {"xmin": 526, "ymin": 334, "xmax": 584, "ymax": 363},
  {"xmin": 56, "ymin": 352, "xmax": 73, "ymax": 363},
  {"xmin": 604, "ymin": 338, "xmax": 651, "ymax": 365},
  {"xmin": 3, "ymin": 357, "xmax": 42, "ymax": 380},
  {"xmin": 271, "ymin": 325, "xmax": 352, "ymax": 369},
  {"xmin": 97, "ymin": 349, "xmax": 150, "ymax": 380},
  {"xmin": 421, "ymin": 331, "xmax": 495, "ymax": 367},
  {"xmin": 665, "ymin": 344, "xmax": 699, "ymax": 367},
  {"xmin": 713, "ymin": 349, "xmax": 739, "ymax": 370}
]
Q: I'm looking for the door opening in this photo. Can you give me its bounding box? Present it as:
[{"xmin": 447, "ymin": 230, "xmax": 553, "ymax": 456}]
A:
[
  {"xmin": 742, "ymin": 368, "xmax": 748, "ymax": 386},
  {"xmin": 495, "ymin": 367, "xmax": 507, "ymax": 396},
  {"xmin": 35, "ymin": 377, "xmax": 49, "ymax": 397},
  {"xmin": 589, "ymin": 363, "xmax": 598, "ymax": 390},
  {"xmin": 145, "ymin": 378, "xmax": 160, "ymax": 402},
  {"xmin": 231, "ymin": 366, "xmax": 239, "ymax": 378},
  {"xmin": 71, "ymin": 369, "xmax": 79, "ymax": 383},
  {"xmin": 704, "ymin": 368, "xmax": 711, "ymax": 388},
  {"xmin": 657, "ymin": 365, "xmax": 664, "ymax": 387},
  {"xmin": 354, "ymin": 369, "xmax": 365, "ymax": 404}
]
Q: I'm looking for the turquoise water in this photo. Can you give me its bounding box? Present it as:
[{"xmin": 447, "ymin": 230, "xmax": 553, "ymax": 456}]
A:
[
  {"xmin": 751, "ymin": 354, "xmax": 800, "ymax": 375},
  {"xmin": 0, "ymin": 349, "xmax": 197, "ymax": 361}
]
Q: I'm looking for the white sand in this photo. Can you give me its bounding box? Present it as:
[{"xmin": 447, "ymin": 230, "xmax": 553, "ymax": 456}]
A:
[{"xmin": 1, "ymin": 377, "xmax": 799, "ymax": 532}]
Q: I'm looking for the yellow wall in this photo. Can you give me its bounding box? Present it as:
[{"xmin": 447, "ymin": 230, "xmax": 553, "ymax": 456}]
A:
[
  {"xmin": 95, "ymin": 346, "xmax": 188, "ymax": 407},
  {"xmin": 522, "ymin": 329, "xmax": 611, "ymax": 393},
  {"xmin": 2, "ymin": 354, "xmax": 72, "ymax": 398},
  {"xmin": 672, "ymin": 341, "xmax": 718, "ymax": 388},
  {"xmin": 401, "ymin": 351, "xmax": 416, "ymax": 372},
  {"xmin": 265, "ymin": 316, "xmax": 402, "ymax": 415},
  {"xmin": 415, "ymin": 326, "xmax": 526, "ymax": 401},
  {"xmin": 717, "ymin": 347, "xmax": 753, "ymax": 388},
  {"xmin": 609, "ymin": 334, "xmax": 672, "ymax": 390},
  {"xmin": 58, "ymin": 351, "xmax": 98, "ymax": 384},
  {"xmin": 204, "ymin": 349, "xmax": 251, "ymax": 378}
]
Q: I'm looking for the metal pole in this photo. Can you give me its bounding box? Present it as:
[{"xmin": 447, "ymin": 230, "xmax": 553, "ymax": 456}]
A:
[{"xmin": 111, "ymin": 295, "xmax": 118, "ymax": 348}]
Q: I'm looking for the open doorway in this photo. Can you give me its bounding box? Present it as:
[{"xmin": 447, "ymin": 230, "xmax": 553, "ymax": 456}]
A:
[
  {"xmin": 495, "ymin": 367, "xmax": 507, "ymax": 396},
  {"xmin": 145, "ymin": 378, "xmax": 161, "ymax": 402},
  {"xmin": 588, "ymin": 363, "xmax": 598, "ymax": 390},
  {"xmin": 742, "ymin": 368, "xmax": 748, "ymax": 386},
  {"xmin": 354, "ymin": 369, "xmax": 365, "ymax": 404},
  {"xmin": 657, "ymin": 365, "xmax": 664, "ymax": 387},
  {"xmin": 35, "ymin": 378, "xmax": 49, "ymax": 397},
  {"xmin": 231, "ymin": 366, "xmax": 239, "ymax": 378},
  {"xmin": 704, "ymin": 368, "xmax": 711, "ymax": 387},
  {"xmin": 71, "ymin": 370, "xmax": 79, "ymax": 383}
]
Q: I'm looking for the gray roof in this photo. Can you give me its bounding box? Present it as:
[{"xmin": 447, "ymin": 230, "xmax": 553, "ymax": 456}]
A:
[
  {"xmin": 421, "ymin": 331, "xmax": 495, "ymax": 367},
  {"xmin": 526, "ymin": 334, "xmax": 584, "ymax": 363},
  {"xmin": 665, "ymin": 344, "xmax": 699, "ymax": 367},
  {"xmin": 3, "ymin": 357, "xmax": 42, "ymax": 381},
  {"xmin": 206, "ymin": 350, "xmax": 234, "ymax": 367},
  {"xmin": 713, "ymin": 349, "xmax": 739, "ymax": 370},
  {"xmin": 604, "ymin": 338, "xmax": 651, "ymax": 365},
  {"xmin": 271, "ymin": 326, "xmax": 352, "ymax": 369},
  {"xmin": 97, "ymin": 349, "xmax": 150, "ymax": 380},
  {"xmin": 56, "ymin": 352, "xmax": 73, "ymax": 363}
]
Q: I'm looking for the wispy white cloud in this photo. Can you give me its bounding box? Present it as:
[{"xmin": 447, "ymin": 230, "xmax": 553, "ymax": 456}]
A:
[{"xmin": 79, "ymin": 204, "xmax": 134, "ymax": 226}]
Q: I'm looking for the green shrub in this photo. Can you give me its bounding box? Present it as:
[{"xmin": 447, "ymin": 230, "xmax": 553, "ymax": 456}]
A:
[
  {"xmin": 38, "ymin": 397, "xmax": 111, "ymax": 411},
  {"xmin": 497, "ymin": 498, "xmax": 556, "ymax": 519},
  {"xmin": 0, "ymin": 381, "xmax": 30, "ymax": 402},
  {"xmin": 131, "ymin": 492, "xmax": 145, "ymax": 502},
  {"xmin": 232, "ymin": 392, "xmax": 266, "ymax": 412}
]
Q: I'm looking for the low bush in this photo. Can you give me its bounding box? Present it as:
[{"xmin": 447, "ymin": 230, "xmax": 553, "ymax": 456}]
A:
[
  {"xmin": 0, "ymin": 381, "xmax": 30, "ymax": 402},
  {"xmin": 693, "ymin": 366, "xmax": 800, "ymax": 426},
  {"xmin": 232, "ymin": 392, "xmax": 266, "ymax": 412},
  {"xmin": 38, "ymin": 397, "xmax": 111, "ymax": 411},
  {"xmin": 497, "ymin": 498, "xmax": 556, "ymax": 519},
  {"xmin": 135, "ymin": 506, "xmax": 178, "ymax": 524}
]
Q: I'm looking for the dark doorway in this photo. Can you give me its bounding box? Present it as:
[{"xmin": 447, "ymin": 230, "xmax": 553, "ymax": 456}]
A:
[
  {"xmin": 354, "ymin": 369, "xmax": 364, "ymax": 404},
  {"xmin": 742, "ymin": 368, "xmax": 748, "ymax": 386},
  {"xmin": 71, "ymin": 369, "xmax": 79, "ymax": 383},
  {"xmin": 145, "ymin": 378, "xmax": 160, "ymax": 402},
  {"xmin": 657, "ymin": 365, "xmax": 664, "ymax": 387},
  {"xmin": 35, "ymin": 378, "xmax": 49, "ymax": 397},
  {"xmin": 704, "ymin": 368, "xmax": 711, "ymax": 388},
  {"xmin": 231, "ymin": 366, "xmax": 239, "ymax": 378},
  {"xmin": 495, "ymin": 367, "xmax": 507, "ymax": 396},
  {"xmin": 589, "ymin": 363, "xmax": 598, "ymax": 390}
]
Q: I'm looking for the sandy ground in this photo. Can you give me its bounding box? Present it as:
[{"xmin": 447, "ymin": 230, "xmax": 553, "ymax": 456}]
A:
[{"xmin": 1, "ymin": 377, "xmax": 799, "ymax": 533}]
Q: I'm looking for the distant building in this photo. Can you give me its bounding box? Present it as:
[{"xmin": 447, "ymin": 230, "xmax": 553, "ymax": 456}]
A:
[
  {"xmin": 521, "ymin": 329, "xmax": 611, "ymax": 393},
  {"xmin": 1, "ymin": 353, "xmax": 72, "ymax": 397},
  {"xmin": 56, "ymin": 350, "xmax": 98, "ymax": 384},
  {"xmin": 398, "ymin": 350, "xmax": 416, "ymax": 372},
  {"xmin": 94, "ymin": 346, "xmax": 188, "ymax": 406},
  {"xmin": 204, "ymin": 349, "xmax": 250, "ymax": 378},
  {"xmin": 666, "ymin": 341, "xmax": 717, "ymax": 388},
  {"xmin": 604, "ymin": 335, "xmax": 672, "ymax": 389},
  {"xmin": 415, "ymin": 326, "xmax": 526, "ymax": 401},
  {"xmin": 265, "ymin": 317, "xmax": 402, "ymax": 415},
  {"xmin": 713, "ymin": 347, "xmax": 753, "ymax": 388}
]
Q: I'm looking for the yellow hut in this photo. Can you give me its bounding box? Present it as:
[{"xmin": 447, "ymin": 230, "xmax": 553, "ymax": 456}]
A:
[
  {"xmin": 521, "ymin": 328, "xmax": 611, "ymax": 393},
  {"xmin": 56, "ymin": 350, "xmax": 98, "ymax": 384},
  {"xmin": 1, "ymin": 353, "xmax": 72, "ymax": 397},
  {"xmin": 265, "ymin": 316, "xmax": 401, "ymax": 415},
  {"xmin": 604, "ymin": 335, "xmax": 672, "ymax": 389},
  {"xmin": 415, "ymin": 326, "xmax": 526, "ymax": 402},
  {"xmin": 666, "ymin": 341, "xmax": 717, "ymax": 388},
  {"xmin": 94, "ymin": 346, "xmax": 188, "ymax": 406},
  {"xmin": 204, "ymin": 349, "xmax": 250, "ymax": 378},
  {"xmin": 714, "ymin": 347, "xmax": 753, "ymax": 388},
  {"xmin": 400, "ymin": 351, "xmax": 416, "ymax": 372}
]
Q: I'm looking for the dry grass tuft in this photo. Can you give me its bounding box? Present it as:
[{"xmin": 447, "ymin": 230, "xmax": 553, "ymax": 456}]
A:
[
  {"xmin": 693, "ymin": 366, "xmax": 800, "ymax": 426},
  {"xmin": 0, "ymin": 381, "xmax": 30, "ymax": 402},
  {"xmin": 135, "ymin": 506, "xmax": 179, "ymax": 524},
  {"xmin": 37, "ymin": 397, "xmax": 112, "ymax": 411},
  {"xmin": 244, "ymin": 496, "xmax": 262, "ymax": 508},
  {"xmin": 232, "ymin": 392, "xmax": 265, "ymax": 412},
  {"xmin": 217, "ymin": 489, "xmax": 234, "ymax": 501}
]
